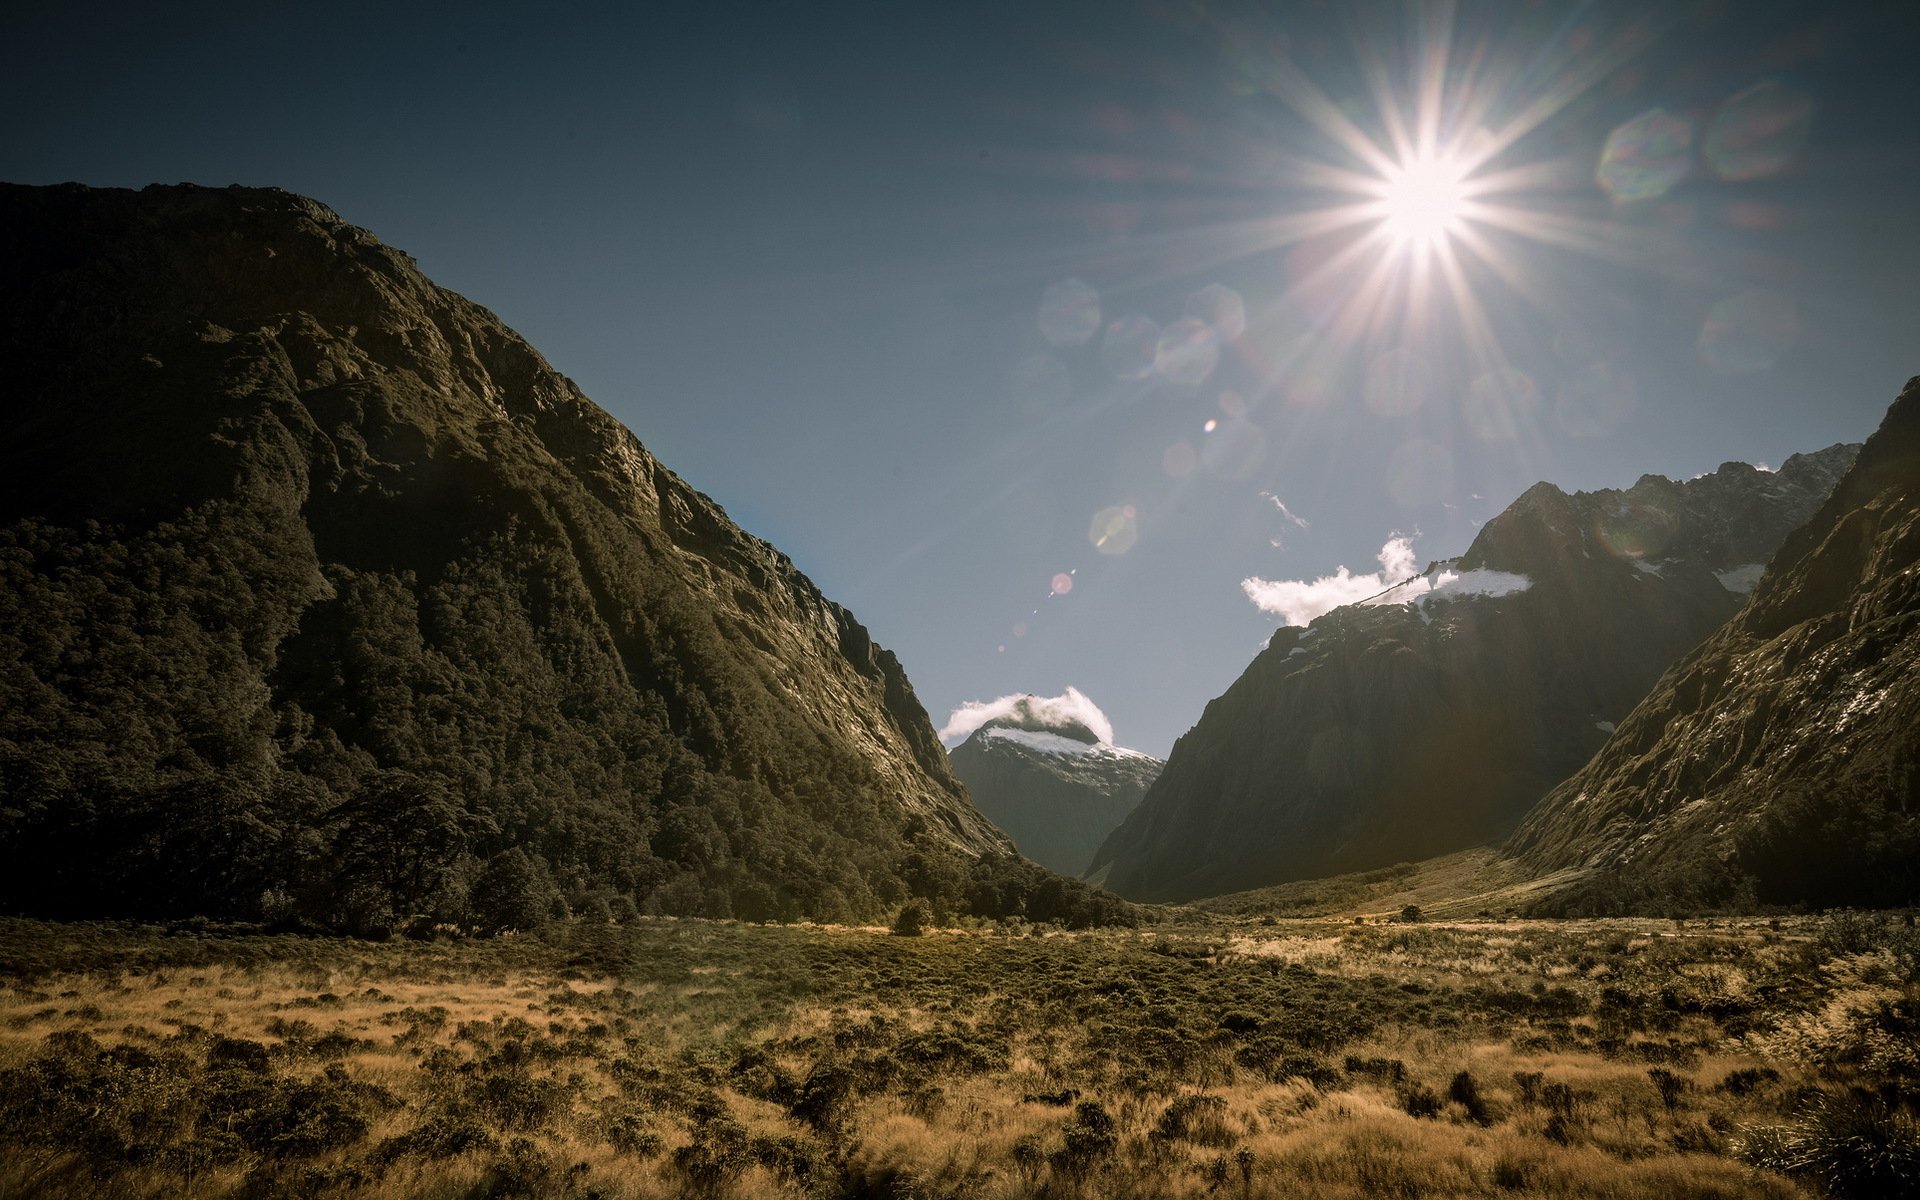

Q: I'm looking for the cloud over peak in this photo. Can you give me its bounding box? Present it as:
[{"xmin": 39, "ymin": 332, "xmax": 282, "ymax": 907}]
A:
[
  {"xmin": 1242, "ymin": 535, "xmax": 1529, "ymax": 627},
  {"xmin": 940, "ymin": 686, "xmax": 1115, "ymax": 746}
]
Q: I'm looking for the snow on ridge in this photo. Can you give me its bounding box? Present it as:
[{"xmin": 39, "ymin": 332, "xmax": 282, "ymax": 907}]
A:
[
  {"xmin": 1715, "ymin": 563, "xmax": 1766, "ymax": 595},
  {"xmin": 1420, "ymin": 567, "xmax": 1532, "ymax": 603},
  {"xmin": 982, "ymin": 727, "xmax": 1096, "ymax": 756},
  {"xmin": 981, "ymin": 727, "xmax": 1157, "ymax": 761}
]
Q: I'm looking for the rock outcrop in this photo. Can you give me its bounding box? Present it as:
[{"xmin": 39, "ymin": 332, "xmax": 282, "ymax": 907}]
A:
[
  {"xmin": 1088, "ymin": 445, "xmax": 1857, "ymax": 902},
  {"xmin": 1509, "ymin": 378, "xmax": 1920, "ymax": 911},
  {"xmin": 0, "ymin": 182, "xmax": 1015, "ymax": 927}
]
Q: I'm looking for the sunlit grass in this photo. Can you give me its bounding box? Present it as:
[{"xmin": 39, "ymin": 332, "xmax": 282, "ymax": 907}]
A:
[{"xmin": 1, "ymin": 912, "xmax": 1912, "ymax": 1197}]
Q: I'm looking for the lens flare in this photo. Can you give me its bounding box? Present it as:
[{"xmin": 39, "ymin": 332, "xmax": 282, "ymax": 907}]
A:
[
  {"xmin": 1596, "ymin": 108, "xmax": 1692, "ymax": 202},
  {"xmin": 1155, "ymin": 318, "xmax": 1220, "ymax": 385},
  {"xmin": 1698, "ymin": 292, "xmax": 1796, "ymax": 375},
  {"xmin": 1101, "ymin": 315, "xmax": 1161, "ymax": 380},
  {"xmin": 1089, "ymin": 506, "xmax": 1139, "ymax": 555},
  {"xmin": 1704, "ymin": 82, "xmax": 1812, "ymax": 182},
  {"xmin": 1038, "ymin": 278, "xmax": 1102, "ymax": 346}
]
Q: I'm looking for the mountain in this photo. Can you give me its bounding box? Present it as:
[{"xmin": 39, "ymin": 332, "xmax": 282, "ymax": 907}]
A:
[
  {"xmin": 1087, "ymin": 444, "xmax": 1859, "ymax": 903},
  {"xmin": 1509, "ymin": 378, "xmax": 1920, "ymax": 912},
  {"xmin": 0, "ymin": 183, "xmax": 1147, "ymax": 932},
  {"xmin": 947, "ymin": 707, "xmax": 1162, "ymax": 876}
]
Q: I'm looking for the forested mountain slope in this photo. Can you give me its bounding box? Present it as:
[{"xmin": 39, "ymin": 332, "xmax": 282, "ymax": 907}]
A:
[{"xmin": 0, "ymin": 183, "xmax": 1136, "ymax": 932}]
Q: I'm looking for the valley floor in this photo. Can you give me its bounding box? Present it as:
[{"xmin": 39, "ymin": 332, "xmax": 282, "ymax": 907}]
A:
[{"xmin": 1, "ymin": 912, "xmax": 1914, "ymax": 1199}]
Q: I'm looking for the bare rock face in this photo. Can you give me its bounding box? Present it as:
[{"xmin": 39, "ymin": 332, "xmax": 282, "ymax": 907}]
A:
[
  {"xmin": 948, "ymin": 717, "xmax": 1162, "ymax": 875},
  {"xmin": 0, "ymin": 182, "xmax": 1011, "ymax": 926},
  {"xmin": 1087, "ymin": 445, "xmax": 1857, "ymax": 903},
  {"xmin": 1509, "ymin": 378, "xmax": 1920, "ymax": 912}
]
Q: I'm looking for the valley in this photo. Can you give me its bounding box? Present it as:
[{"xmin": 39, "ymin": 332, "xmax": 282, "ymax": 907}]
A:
[{"xmin": 4, "ymin": 911, "xmax": 1914, "ymax": 1199}]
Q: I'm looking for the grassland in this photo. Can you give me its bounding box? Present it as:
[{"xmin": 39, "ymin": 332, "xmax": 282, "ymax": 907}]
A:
[{"xmin": 1, "ymin": 911, "xmax": 1915, "ymax": 1199}]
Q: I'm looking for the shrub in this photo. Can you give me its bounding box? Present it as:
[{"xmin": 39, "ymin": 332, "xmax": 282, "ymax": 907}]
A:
[
  {"xmin": 891, "ymin": 901, "xmax": 931, "ymax": 938},
  {"xmin": 1399, "ymin": 1083, "xmax": 1443, "ymax": 1119},
  {"xmin": 1153, "ymin": 1093, "xmax": 1235, "ymax": 1147},
  {"xmin": 1737, "ymin": 1091, "xmax": 1920, "ymax": 1199},
  {"xmin": 1053, "ymin": 1100, "xmax": 1118, "ymax": 1174},
  {"xmin": 1448, "ymin": 1070, "xmax": 1492, "ymax": 1125},
  {"xmin": 1719, "ymin": 1066, "xmax": 1780, "ymax": 1096},
  {"xmin": 1648, "ymin": 1067, "xmax": 1687, "ymax": 1112},
  {"xmin": 373, "ymin": 1112, "xmax": 496, "ymax": 1163}
]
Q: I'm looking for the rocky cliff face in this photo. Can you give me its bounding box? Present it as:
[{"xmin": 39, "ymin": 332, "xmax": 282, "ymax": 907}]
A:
[
  {"xmin": 0, "ymin": 182, "xmax": 1015, "ymax": 928},
  {"xmin": 948, "ymin": 717, "xmax": 1162, "ymax": 876},
  {"xmin": 1509, "ymin": 379, "xmax": 1920, "ymax": 912},
  {"xmin": 1087, "ymin": 445, "xmax": 1858, "ymax": 903}
]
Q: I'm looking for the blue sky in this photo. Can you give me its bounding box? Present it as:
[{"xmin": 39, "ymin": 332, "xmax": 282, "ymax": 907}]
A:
[{"xmin": 6, "ymin": 1, "xmax": 1917, "ymax": 757}]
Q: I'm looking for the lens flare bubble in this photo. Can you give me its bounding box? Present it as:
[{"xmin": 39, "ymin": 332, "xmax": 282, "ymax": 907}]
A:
[
  {"xmin": 1201, "ymin": 419, "xmax": 1267, "ymax": 481},
  {"xmin": 1162, "ymin": 440, "xmax": 1198, "ymax": 478},
  {"xmin": 1218, "ymin": 390, "xmax": 1248, "ymax": 417},
  {"xmin": 1088, "ymin": 506, "xmax": 1139, "ymax": 556},
  {"xmin": 1007, "ymin": 353, "xmax": 1072, "ymax": 415},
  {"xmin": 1185, "ymin": 283, "xmax": 1247, "ymax": 342},
  {"xmin": 1102, "ymin": 315, "xmax": 1161, "ymax": 380},
  {"xmin": 1050, "ymin": 572, "xmax": 1075, "ymax": 594},
  {"xmin": 1596, "ymin": 108, "xmax": 1693, "ymax": 202},
  {"xmin": 1592, "ymin": 500, "xmax": 1678, "ymax": 561},
  {"xmin": 1554, "ymin": 362, "xmax": 1637, "ymax": 438},
  {"xmin": 1012, "ymin": 622, "xmax": 1028, "ymax": 638},
  {"xmin": 1155, "ymin": 317, "xmax": 1220, "ymax": 385},
  {"xmin": 1465, "ymin": 368, "xmax": 1540, "ymax": 441},
  {"xmin": 1037, "ymin": 278, "xmax": 1103, "ymax": 347},
  {"xmin": 1698, "ymin": 292, "xmax": 1796, "ymax": 375},
  {"xmin": 1386, "ymin": 438, "xmax": 1455, "ymax": 507},
  {"xmin": 1363, "ymin": 346, "xmax": 1431, "ymax": 418},
  {"xmin": 1704, "ymin": 82, "xmax": 1812, "ymax": 182}
]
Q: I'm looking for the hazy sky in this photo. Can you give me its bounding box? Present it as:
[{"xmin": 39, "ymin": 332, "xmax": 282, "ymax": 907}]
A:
[{"xmin": 6, "ymin": 1, "xmax": 1917, "ymax": 757}]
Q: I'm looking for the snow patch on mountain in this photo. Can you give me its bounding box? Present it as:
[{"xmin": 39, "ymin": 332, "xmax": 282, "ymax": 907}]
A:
[{"xmin": 1715, "ymin": 563, "xmax": 1766, "ymax": 594}]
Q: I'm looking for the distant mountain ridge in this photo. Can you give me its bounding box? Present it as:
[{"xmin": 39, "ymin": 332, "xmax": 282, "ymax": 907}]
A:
[
  {"xmin": 1088, "ymin": 444, "xmax": 1859, "ymax": 903},
  {"xmin": 0, "ymin": 182, "xmax": 1125, "ymax": 931},
  {"xmin": 948, "ymin": 714, "xmax": 1162, "ymax": 875},
  {"xmin": 1509, "ymin": 378, "xmax": 1920, "ymax": 911}
]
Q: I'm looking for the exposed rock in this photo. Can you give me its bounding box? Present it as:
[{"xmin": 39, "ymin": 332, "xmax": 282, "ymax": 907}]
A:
[
  {"xmin": 1088, "ymin": 445, "xmax": 1857, "ymax": 902},
  {"xmin": 948, "ymin": 717, "xmax": 1161, "ymax": 875},
  {"xmin": 1509, "ymin": 378, "xmax": 1920, "ymax": 911},
  {"xmin": 0, "ymin": 182, "xmax": 1011, "ymax": 926}
]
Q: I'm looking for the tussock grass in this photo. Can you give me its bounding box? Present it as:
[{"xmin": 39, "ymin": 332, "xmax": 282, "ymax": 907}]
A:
[{"xmin": 1, "ymin": 911, "xmax": 1913, "ymax": 1197}]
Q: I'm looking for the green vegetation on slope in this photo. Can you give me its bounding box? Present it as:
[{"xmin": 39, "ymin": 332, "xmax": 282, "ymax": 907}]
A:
[{"xmin": 0, "ymin": 183, "xmax": 1132, "ymax": 932}]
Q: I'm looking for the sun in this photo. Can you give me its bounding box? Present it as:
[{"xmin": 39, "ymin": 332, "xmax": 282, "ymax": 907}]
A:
[{"xmin": 1374, "ymin": 152, "xmax": 1470, "ymax": 250}]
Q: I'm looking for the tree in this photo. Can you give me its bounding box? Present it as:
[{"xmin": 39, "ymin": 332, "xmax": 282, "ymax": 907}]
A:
[
  {"xmin": 327, "ymin": 769, "xmax": 490, "ymax": 931},
  {"xmin": 469, "ymin": 847, "xmax": 561, "ymax": 934},
  {"xmin": 891, "ymin": 900, "xmax": 931, "ymax": 937}
]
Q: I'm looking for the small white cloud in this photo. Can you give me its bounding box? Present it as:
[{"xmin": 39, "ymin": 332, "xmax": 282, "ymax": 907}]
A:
[
  {"xmin": 940, "ymin": 686, "xmax": 1115, "ymax": 745},
  {"xmin": 1242, "ymin": 535, "xmax": 1529, "ymax": 626},
  {"xmin": 1260, "ymin": 492, "xmax": 1310, "ymax": 529},
  {"xmin": 1241, "ymin": 535, "xmax": 1419, "ymax": 627},
  {"xmin": 1376, "ymin": 535, "xmax": 1419, "ymax": 580}
]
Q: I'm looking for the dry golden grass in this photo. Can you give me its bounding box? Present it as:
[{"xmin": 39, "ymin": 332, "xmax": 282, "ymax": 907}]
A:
[{"xmin": 1, "ymin": 912, "xmax": 1912, "ymax": 1198}]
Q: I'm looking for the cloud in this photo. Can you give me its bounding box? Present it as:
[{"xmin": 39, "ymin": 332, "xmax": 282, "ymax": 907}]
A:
[
  {"xmin": 1261, "ymin": 492, "xmax": 1310, "ymax": 528},
  {"xmin": 940, "ymin": 686, "xmax": 1115, "ymax": 745},
  {"xmin": 1242, "ymin": 535, "xmax": 1530, "ymax": 627}
]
